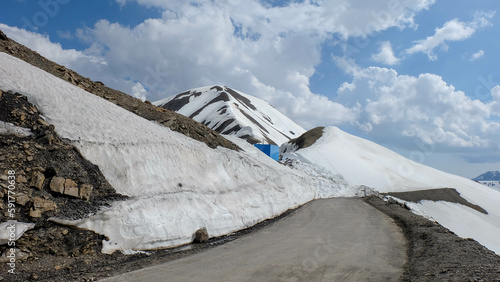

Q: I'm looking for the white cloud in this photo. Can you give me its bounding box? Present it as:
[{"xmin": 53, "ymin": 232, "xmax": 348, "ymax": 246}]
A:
[
  {"xmin": 0, "ymin": 0, "xmax": 438, "ymax": 130},
  {"xmin": 335, "ymin": 59, "xmax": 500, "ymax": 149},
  {"xmin": 57, "ymin": 30, "xmax": 74, "ymax": 40},
  {"xmin": 470, "ymin": 50, "xmax": 485, "ymax": 61},
  {"xmin": 489, "ymin": 85, "xmax": 500, "ymax": 115},
  {"xmin": 371, "ymin": 41, "xmax": 400, "ymax": 65},
  {"xmin": 0, "ymin": 24, "xmax": 155, "ymax": 101},
  {"xmin": 61, "ymin": 0, "xmax": 434, "ymax": 128},
  {"xmin": 406, "ymin": 12, "xmax": 495, "ymax": 60},
  {"xmin": 115, "ymin": 0, "xmax": 436, "ymax": 38},
  {"xmin": 131, "ymin": 82, "xmax": 148, "ymax": 101},
  {"xmin": 0, "ymin": 24, "xmax": 95, "ymax": 68}
]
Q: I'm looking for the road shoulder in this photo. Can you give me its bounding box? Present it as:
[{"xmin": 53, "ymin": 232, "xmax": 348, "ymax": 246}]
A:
[{"xmin": 364, "ymin": 196, "xmax": 500, "ymax": 281}]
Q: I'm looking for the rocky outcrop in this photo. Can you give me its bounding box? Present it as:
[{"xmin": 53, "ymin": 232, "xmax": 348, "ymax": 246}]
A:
[
  {"xmin": 49, "ymin": 176, "xmax": 65, "ymax": 194},
  {"xmin": 29, "ymin": 171, "xmax": 45, "ymax": 190},
  {"xmin": 0, "ymin": 30, "xmax": 7, "ymax": 41},
  {"xmin": 193, "ymin": 228, "xmax": 209, "ymax": 243},
  {"xmin": 49, "ymin": 177, "xmax": 93, "ymax": 201},
  {"xmin": 29, "ymin": 197, "xmax": 57, "ymax": 218}
]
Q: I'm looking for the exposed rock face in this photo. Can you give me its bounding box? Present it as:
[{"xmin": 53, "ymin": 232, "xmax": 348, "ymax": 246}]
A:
[
  {"xmin": 0, "ymin": 30, "xmax": 7, "ymax": 41},
  {"xmin": 50, "ymin": 177, "xmax": 94, "ymax": 200},
  {"xmin": 79, "ymin": 184, "xmax": 93, "ymax": 201},
  {"xmin": 64, "ymin": 179, "xmax": 79, "ymax": 198},
  {"xmin": 30, "ymin": 197, "xmax": 57, "ymax": 218},
  {"xmin": 50, "ymin": 177, "xmax": 65, "ymax": 194},
  {"xmin": 193, "ymin": 228, "xmax": 209, "ymax": 243},
  {"xmin": 287, "ymin": 127, "xmax": 325, "ymax": 150},
  {"xmin": 29, "ymin": 171, "xmax": 45, "ymax": 189}
]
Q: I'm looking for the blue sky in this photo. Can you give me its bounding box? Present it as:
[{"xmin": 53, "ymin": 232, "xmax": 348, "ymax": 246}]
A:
[{"xmin": 0, "ymin": 0, "xmax": 499, "ymax": 178}]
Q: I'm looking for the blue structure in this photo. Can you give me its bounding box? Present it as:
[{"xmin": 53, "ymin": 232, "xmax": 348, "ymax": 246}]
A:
[{"xmin": 254, "ymin": 144, "xmax": 280, "ymax": 161}]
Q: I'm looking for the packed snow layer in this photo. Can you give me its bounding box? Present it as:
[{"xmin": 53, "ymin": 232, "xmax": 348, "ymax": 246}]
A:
[
  {"xmin": 0, "ymin": 53, "xmax": 359, "ymax": 253},
  {"xmin": 0, "ymin": 221, "xmax": 35, "ymax": 245},
  {"xmin": 282, "ymin": 126, "xmax": 500, "ymax": 254},
  {"xmin": 154, "ymin": 86, "xmax": 305, "ymax": 146}
]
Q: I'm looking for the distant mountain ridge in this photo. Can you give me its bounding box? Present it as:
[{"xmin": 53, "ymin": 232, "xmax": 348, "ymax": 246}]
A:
[
  {"xmin": 472, "ymin": 171, "xmax": 500, "ymax": 181},
  {"xmin": 154, "ymin": 85, "xmax": 305, "ymax": 145}
]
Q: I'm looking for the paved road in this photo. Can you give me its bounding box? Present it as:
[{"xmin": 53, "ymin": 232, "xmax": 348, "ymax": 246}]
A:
[{"xmin": 102, "ymin": 198, "xmax": 406, "ymax": 281}]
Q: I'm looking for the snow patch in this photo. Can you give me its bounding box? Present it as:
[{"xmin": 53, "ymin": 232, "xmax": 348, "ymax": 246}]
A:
[
  {"xmin": 0, "ymin": 121, "xmax": 32, "ymax": 137},
  {"xmin": 0, "ymin": 221, "xmax": 35, "ymax": 245}
]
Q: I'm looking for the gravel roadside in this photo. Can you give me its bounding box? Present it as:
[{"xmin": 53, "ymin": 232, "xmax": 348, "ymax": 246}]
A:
[{"xmin": 365, "ymin": 196, "xmax": 500, "ymax": 281}]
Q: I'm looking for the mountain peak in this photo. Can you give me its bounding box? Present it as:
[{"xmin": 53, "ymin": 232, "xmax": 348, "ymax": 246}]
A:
[
  {"xmin": 472, "ymin": 171, "xmax": 500, "ymax": 181},
  {"xmin": 154, "ymin": 85, "xmax": 305, "ymax": 145}
]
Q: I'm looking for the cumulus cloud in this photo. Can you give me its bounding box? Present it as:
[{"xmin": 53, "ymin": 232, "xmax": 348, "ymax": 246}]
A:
[
  {"xmin": 489, "ymin": 86, "xmax": 500, "ymax": 115},
  {"xmin": 57, "ymin": 30, "xmax": 74, "ymax": 40},
  {"xmin": 0, "ymin": 24, "xmax": 99, "ymax": 68},
  {"xmin": 406, "ymin": 12, "xmax": 495, "ymax": 60},
  {"xmin": 115, "ymin": 0, "xmax": 436, "ymax": 38},
  {"xmin": 0, "ymin": 23, "xmax": 157, "ymax": 102},
  {"xmin": 57, "ymin": 0, "xmax": 433, "ymax": 128},
  {"xmin": 334, "ymin": 58, "xmax": 500, "ymax": 149},
  {"xmin": 371, "ymin": 41, "xmax": 400, "ymax": 65},
  {"xmin": 470, "ymin": 50, "xmax": 485, "ymax": 61},
  {"xmin": 131, "ymin": 82, "xmax": 148, "ymax": 101},
  {"xmin": 1, "ymin": 0, "xmax": 450, "ymax": 132}
]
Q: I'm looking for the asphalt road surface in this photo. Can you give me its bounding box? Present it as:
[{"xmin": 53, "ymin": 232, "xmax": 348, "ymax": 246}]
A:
[{"xmin": 102, "ymin": 198, "xmax": 406, "ymax": 281}]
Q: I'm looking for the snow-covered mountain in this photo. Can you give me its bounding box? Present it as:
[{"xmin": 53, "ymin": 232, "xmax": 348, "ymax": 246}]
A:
[
  {"xmin": 281, "ymin": 126, "xmax": 500, "ymax": 254},
  {"xmin": 154, "ymin": 85, "xmax": 305, "ymax": 145},
  {"xmin": 472, "ymin": 172, "xmax": 500, "ymax": 192},
  {"xmin": 473, "ymin": 171, "xmax": 500, "ymax": 181}
]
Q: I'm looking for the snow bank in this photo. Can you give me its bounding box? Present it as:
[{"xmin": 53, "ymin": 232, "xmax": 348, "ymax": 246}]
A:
[
  {"xmin": 0, "ymin": 53, "xmax": 357, "ymax": 254},
  {"xmin": 282, "ymin": 126, "xmax": 500, "ymax": 254}
]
